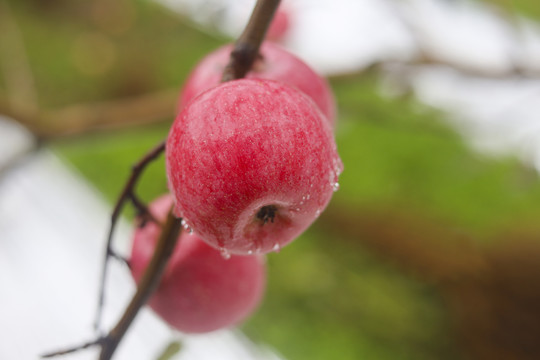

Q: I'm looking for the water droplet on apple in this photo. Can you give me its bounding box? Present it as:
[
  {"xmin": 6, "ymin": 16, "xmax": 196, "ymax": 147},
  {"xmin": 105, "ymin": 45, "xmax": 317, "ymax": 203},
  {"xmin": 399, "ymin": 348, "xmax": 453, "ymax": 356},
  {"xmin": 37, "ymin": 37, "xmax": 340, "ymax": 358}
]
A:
[
  {"xmin": 247, "ymin": 250, "xmax": 253, "ymax": 255},
  {"xmin": 181, "ymin": 219, "xmax": 193, "ymax": 233},
  {"xmin": 273, "ymin": 243, "xmax": 281, "ymax": 252},
  {"xmin": 219, "ymin": 247, "xmax": 231, "ymax": 260},
  {"xmin": 333, "ymin": 156, "xmax": 344, "ymax": 176},
  {"xmin": 315, "ymin": 209, "xmax": 321, "ymax": 217},
  {"xmin": 332, "ymin": 182, "xmax": 340, "ymax": 192}
]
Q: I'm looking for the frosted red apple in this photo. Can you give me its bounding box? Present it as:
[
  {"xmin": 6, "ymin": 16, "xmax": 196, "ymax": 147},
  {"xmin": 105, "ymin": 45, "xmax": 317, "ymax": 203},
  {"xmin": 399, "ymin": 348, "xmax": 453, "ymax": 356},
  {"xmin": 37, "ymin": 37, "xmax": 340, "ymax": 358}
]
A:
[
  {"xmin": 130, "ymin": 195, "xmax": 266, "ymax": 334},
  {"xmin": 178, "ymin": 42, "xmax": 336, "ymax": 126},
  {"xmin": 166, "ymin": 79, "xmax": 343, "ymax": 255}
]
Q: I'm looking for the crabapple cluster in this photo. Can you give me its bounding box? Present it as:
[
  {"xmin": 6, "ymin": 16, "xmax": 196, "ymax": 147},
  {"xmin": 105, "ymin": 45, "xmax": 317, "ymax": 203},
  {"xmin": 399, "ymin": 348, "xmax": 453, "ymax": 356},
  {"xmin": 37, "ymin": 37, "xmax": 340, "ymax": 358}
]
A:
[{"xmin": 131, "ymin": 41, "xmax": 342, "ymax": 333}]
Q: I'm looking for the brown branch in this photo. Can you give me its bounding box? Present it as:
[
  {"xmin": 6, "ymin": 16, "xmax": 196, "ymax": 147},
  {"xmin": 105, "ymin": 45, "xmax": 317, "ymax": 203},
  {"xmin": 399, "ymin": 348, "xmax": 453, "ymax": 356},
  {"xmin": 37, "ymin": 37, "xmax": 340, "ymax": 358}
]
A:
[
  {"xmin": 327, "ymin": 55, "xmax": 540, "ymax": 83},
  {"xmin": 48, "ymin": 90, "xmax": 178, "ymax": 137},
  {"xmin": 0, "ymin": 89, "xmax": 178, "ymax": 140},
  {"xmin": 221, "ymin": 0, "xmax": 281, "ymax": 82},
  {"xmin": 318, "ymin": 204, "xmax": 488, "ymax": 283},
  {"xmin": 94, "ymin": 140, "xmax": 166, "ymax": 331},
  {"xmin": 98, "ymin": 209, "xmax": 182, "ymax": 360}
]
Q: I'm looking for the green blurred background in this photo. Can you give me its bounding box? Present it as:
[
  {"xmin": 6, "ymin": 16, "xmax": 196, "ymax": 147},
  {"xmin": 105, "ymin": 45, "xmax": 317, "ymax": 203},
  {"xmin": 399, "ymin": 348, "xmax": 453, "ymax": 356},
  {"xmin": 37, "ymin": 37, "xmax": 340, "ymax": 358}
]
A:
[{"xmin": 2, "ymin": 0, "xmax": 540, "ymax": 359}]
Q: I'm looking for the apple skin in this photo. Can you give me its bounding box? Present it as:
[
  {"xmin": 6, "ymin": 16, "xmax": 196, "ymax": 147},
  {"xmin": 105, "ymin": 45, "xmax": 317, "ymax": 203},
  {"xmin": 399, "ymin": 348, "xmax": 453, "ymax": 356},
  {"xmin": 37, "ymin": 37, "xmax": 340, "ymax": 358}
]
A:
[
  {"xmin": 130, "ymin": 195, "xmax": 266, "ymax": 334},
  {"xmin": 178, "ymin": 42, "xmax": 336, "ymax": 126},
  {"xmin": 166, "ymin": 79, "xmax": 343, "ymax": 255}
]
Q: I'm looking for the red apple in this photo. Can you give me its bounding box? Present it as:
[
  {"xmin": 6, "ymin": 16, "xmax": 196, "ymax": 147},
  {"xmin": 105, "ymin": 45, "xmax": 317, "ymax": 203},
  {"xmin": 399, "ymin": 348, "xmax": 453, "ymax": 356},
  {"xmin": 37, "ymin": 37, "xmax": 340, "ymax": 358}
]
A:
[
  {"xmin": 166, "ymin": 79, "xmax": 343, "ymax": 255},
  {"xmin": 130, "ymin": 195, "xmax": 266, "ymax": 334},
  {"xmin": 178, "ymin": 42, "xmax": 336, "ymax": 126}
]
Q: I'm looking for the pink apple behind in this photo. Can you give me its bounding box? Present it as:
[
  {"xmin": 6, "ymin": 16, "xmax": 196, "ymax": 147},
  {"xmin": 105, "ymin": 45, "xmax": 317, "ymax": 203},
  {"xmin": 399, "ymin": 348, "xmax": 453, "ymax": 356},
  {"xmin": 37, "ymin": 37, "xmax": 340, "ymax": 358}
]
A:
[
  {"xmin": 178, "ymin": 42, "xmax": 336, "ymax": 126},
  {"xmin": 167, "ymin": 78, "xmax": 343, "ymax": 255},
  {"xmin": 130, "ymin": 195, "xmax": 266, "ymax": 334},
  {"xmin": 266, "ymin": 7, "xmax": 290, "ymax": 42}
]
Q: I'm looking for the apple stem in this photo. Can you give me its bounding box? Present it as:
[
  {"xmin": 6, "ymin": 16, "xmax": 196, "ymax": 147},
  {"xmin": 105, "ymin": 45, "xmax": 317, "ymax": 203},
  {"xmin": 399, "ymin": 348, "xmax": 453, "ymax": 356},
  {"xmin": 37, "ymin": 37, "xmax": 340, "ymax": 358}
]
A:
[{"xmin": 222, "ymin": 0, "xmax": 281, "ymax": 82}]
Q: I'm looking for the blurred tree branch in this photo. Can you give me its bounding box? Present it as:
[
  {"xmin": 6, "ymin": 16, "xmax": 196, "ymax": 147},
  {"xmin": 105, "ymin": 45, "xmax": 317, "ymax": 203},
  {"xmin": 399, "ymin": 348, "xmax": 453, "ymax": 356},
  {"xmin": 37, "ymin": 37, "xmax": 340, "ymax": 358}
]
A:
[
  {"xmin": 318, "ymin": 205, "xmax": 540, "ymax": 360},
  {"xmin": 0, "ymin": 0, "xmax": 39, "ymax": 113},
  {"xmin": 329, "ymin": 51, "xmax": 540, "ymax": 82},
  {"xmin": 0, "ymin": 89, "xmax": 178, "ymax": 140},
  {"xmin": 3, "ymin": 51, "xmax": 537, "ymax": 142},
  {"xmin": 319, "ymin": 204, "xmax": 488, "ymax": 284}
]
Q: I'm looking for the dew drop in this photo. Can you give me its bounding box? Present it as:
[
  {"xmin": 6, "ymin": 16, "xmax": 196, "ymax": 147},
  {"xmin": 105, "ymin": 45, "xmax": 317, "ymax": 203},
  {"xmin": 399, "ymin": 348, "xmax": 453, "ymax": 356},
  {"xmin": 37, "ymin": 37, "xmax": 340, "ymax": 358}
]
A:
[
  {"xmin": 332, "ymin": 182, "xmax": 340, "ymax": 192},
  {"xmin": 306, "ymin": 194, "xmax": 311, "ymax": 200},
  {"xmin": 315, "ymin": 209, "xmax": 321, "ymax": 217},
  {"xmin": 181, "ymin": 219, "xmax": 192, "ymax": 233},
  {"xmin": 273, "ymin": 243, "xmax": 281, "ymax": 252},
  {"xmin": 219, "ymin": 247, "xmax": 231, "ymax": 260},
  {"xmin": 247, "ymin": 250, "xmax": 254, "ymax": 255},
  {"xmin": 333, "ymin": 157, "xmax": 344, "ymax": 176}
]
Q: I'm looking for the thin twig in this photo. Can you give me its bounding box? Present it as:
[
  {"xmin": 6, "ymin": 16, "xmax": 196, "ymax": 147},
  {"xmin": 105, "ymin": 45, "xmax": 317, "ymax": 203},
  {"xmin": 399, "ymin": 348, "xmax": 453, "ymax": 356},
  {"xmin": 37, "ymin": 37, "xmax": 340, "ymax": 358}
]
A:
[
  {"xmin": 98, "ymin": 209, "xmax": 182, "ymax": 360},
  {"xmin": 42, "ymin": 338, "xmax": 104, "ymax": 358},
  {"xmin": 94, "ymin": 140, "xmax": 166, "ymax": 331},
  {"xmin": 43, "ymin": 209, "xmax": 182, "ymax": 360}
]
